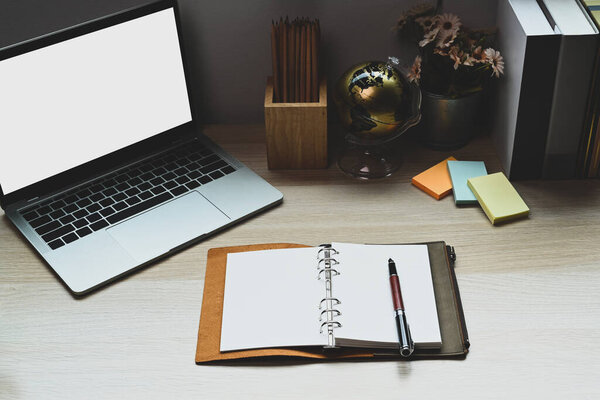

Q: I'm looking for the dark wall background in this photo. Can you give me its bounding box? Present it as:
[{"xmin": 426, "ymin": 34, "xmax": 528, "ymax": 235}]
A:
[{"xmin": 0, "ymin": 0, "xmax": 498, "ymax": 124}]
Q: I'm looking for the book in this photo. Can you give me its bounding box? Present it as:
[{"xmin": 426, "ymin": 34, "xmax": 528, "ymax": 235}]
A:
[
  {"xmin": 220, "ymin": 242, "xmax": 441, "ymax": 352},
  {"xmin": 467, "ymin": 172, "xmax": 530, "ymax": 224},
  {"xmin": 493, "ymin": 0, "xmax": 561, "ymax": 179},
  {"xmin": 411, "ymin": 157, "xmax": 456, "ymax": 200},
  {"xmin": 579, "ymin": 0, "xmax": 600, "ymax": 178},
  {"xmin": 447, "ymin": 161, "xmax": 488, "ymax": 205},
  {"xmin": 540, "ymin": 0, "xmax": 598, "ymax": 179},
  {"xmin": 195, "ymin": 242, "xmax": 469, "ymax": 362}
]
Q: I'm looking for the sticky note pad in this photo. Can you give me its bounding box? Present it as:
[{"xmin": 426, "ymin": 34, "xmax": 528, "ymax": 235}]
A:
[
  {"xmin": 467, "ymin": 172, "xmax": 529, "ymax": 225},
  {"xmin": 447, "ymin": 161, "xmax": 488, "ymax": 205},
  {"xmin": 411, "ymin": 157, "xmax": 456, "ymax": 200}
]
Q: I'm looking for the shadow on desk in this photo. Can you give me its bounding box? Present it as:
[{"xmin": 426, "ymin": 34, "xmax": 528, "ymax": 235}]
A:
[
  {"xmin": 516, "ymin": 179, "xmax": 600, "ymax": 206},
  {"xmin": 198, "ymin": 350, "xmax": 467, "ymax": 367}
]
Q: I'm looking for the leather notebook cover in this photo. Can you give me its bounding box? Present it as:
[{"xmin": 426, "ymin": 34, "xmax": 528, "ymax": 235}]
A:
[{"xmin": 195, "ymin": 242, "xmax": 469, "ymax": 363}]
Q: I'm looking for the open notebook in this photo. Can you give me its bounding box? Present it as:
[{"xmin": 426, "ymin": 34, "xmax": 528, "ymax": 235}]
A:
[{"xmin": 220, "ymin": 242, "xmax": 442, "ymax": 352}]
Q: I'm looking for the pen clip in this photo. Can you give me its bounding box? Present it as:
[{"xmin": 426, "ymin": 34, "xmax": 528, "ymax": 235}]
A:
[{"xmin": 446, "ymin": 245, "xmax": 456, "ymax": 264}]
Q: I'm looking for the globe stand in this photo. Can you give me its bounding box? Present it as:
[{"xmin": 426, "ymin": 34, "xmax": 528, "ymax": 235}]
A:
[
  {"xmin": 337, "ymin": 141, "xmax": 402, "ymax": 179},
  {"xmin": 332, "ymin": 59, "xmax": 422, "ymax": 180}
]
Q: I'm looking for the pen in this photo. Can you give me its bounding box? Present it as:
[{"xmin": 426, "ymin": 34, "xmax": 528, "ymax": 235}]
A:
[{"xmin": 388, "ymin": 258, "xmax": 414, "ymax": 357}]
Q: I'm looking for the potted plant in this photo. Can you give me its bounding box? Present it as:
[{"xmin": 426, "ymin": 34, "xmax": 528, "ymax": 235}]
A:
[{"xmin": 394, "ymin": 3, "xmax": 504, "ymax": 149}]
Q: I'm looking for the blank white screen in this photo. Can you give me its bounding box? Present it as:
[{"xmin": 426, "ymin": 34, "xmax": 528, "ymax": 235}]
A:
[{"xmin": 0, "ymin": 8, "xmax": 192, "ymax": 195}]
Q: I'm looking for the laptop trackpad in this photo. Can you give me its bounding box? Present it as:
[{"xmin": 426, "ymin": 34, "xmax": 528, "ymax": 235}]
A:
[{"xmin": 107, "ymin": 191, "xmax": 230, "ymax": 262}]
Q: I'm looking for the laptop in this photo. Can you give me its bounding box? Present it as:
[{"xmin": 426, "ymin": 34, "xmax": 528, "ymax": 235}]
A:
[{"xmin": 0, "ymin": 0, "xmax": 283, "ymax": 295}]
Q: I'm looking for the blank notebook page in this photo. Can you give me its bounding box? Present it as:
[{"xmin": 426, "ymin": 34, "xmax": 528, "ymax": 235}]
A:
[
  {"xmin": 220, "ymin": 247, "xmax": 323, "ymax": 351},
  {"xmin": 333, "ymin": 242, "xmax": 442, "ymax": 348},
  {"xmin": 220, "ymin": 243, "xmax": 442, "ymax": 352}
]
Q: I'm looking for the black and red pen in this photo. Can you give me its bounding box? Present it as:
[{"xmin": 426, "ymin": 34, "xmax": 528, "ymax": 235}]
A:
[{"xmin": 388, "ymin": 258, "xmax": 414, "ymax": 357}]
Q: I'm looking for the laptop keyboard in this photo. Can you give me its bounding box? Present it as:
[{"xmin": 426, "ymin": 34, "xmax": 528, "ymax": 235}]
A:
[{"xmin": 19, "ymin": 140, "xmax": 236, "ymax": 250}]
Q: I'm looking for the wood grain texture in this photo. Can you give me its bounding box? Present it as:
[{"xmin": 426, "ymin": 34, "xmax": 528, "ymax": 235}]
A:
[
  {"xmin": 264, "ymin": 77, "xmax": 327, "ymax": 169},
  {"xmin": 1, "ymin": 125, "xmax": 600, "ymax": 399}
]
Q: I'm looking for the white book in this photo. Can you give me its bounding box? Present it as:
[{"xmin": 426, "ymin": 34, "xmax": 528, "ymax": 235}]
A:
[
  {"xmin": 541, "ymin": 0, "xmax": 599, "ymax": 179},
  {"xmin": 220, "ymin": 242, "xmax": 442, "ymax": 352},
  {"xmin": 493, "ymin": 0, "xmax": 561, "ymax": 179}
]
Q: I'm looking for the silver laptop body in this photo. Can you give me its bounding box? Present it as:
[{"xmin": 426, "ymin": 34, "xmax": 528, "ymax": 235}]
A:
[{"xmin": 0, "ymin": 0, "xmax": 282, "ymax": 295}]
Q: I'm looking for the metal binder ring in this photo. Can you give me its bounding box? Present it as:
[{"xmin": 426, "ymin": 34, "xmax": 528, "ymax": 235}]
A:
[
  {"xmin": 319, "ymin": 297, "xmax": 341, "ymax": 309},
  {"xmin": 319, "ymin": 321, "xmax": 342, "ymax": 334},
  {"xmin": 317, "ymin": 268, "xmax": 340, "ymax": 280},
  {"xmin": 317, "ymin": 258, "xmax": 339, "ymax": 269},
  {"xmin": 317, "ymin": 247, "xmax": 339, "ymax": 257},
  {"xmin": 319, "ymin": 309, "xmax": 341, "ymax": 321}
]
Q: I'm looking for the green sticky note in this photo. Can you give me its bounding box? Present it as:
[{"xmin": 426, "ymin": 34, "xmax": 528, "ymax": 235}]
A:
[
  {"xmin": 467, "ymin": 172, "xmax": 529, "ymax": 225},
  {"xmin": 447, "ymin": 161, "xmax": 488, "ymax": 205}
]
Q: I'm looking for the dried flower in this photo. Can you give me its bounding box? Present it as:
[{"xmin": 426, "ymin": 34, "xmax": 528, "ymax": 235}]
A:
[
  {"xmin": 405, "ymin": 3, "xmax": 435, "ymax": 18},
  {"xmin": 393, "ymin": 3, "xmax": 435, "ymax": 32},
  {"xmin": 419, "ymin": 27, "xmax": 439, "ymax": 47},
  {"xmin": 394, "ymin": 15, "xmax": 408, "ymax": 31},
  {"xmin": 448, "ymin": 46, "xmax": 464, "ymax": 70},
  {"xmin": 473, "ymin": 46, "xmax": 485, "ymax": 62},
  {"xmin": 433, "ymin": 46, "xmax": 450, "ymax": 56},
  {"xmin": 463, "ymin": 54, "xmax": 474, "ymax": 66},
  {"xmin": 407, "ymin": 55, "xmax": 422, "ymax": 83},
  {"xmin": 437, "ymin": 31, "xmax": 457, "ymax": 48},
  {"xmin": 463, "ymin": 46, "xmax": 484, "ymax": 66},
  {"xmin": 484, "ymin": 48, "xmax": 505, "ymax": 77},
  {"xmin": 393, "ymin": 7, "xmax": 503, "ymax": 97},
  {"xmin": 435, "ymin": 13, "xmax": 461, "ymax": 44},
  {"xmin": 415, "ymin": 15, "xmax": 437, "ymax": 31}
]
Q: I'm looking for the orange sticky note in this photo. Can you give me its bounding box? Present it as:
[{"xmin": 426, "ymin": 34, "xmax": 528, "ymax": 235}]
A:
[{"xmin": 411, "ymin": 157, "xmax": 457, "ymax": 200}]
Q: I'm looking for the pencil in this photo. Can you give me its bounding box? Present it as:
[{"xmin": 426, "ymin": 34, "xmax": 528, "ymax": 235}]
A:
[
  {"xmin": 311, "ymin": 21, "xmax": 318, "ymax": 102},
  {"xmin": 295, "ymin": 21, "xmax": 301, "ymax": 102},
  {"xmin": 289, "ymin": 19, "xmax": 295, "ymax": 102},
  {"xmin": 306, "ymin": 22, "xmax": 312, "ymax": 103},
  {"xmin": 271, "ymin": 22, "xmax": 280, "ymax": 102},
  {"xmin": 299, "ymin": 23, "xmax": 306, "ymax": 103},
  {"xmin": 279, "ymin": 19, "xmax": 285, "ymax": 103},
  {"xmin": 282, "ymin": 19, "xmax": 288, "ymax": 102}
]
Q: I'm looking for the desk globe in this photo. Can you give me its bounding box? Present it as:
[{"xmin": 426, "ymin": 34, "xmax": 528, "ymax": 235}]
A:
[{"xmin": 333, "ymin": 59, "xmax": 421, "ymax": 179}]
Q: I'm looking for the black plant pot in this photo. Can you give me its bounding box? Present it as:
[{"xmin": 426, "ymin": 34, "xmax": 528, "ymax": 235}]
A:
[{"xmin": 416, "ymin": 90, "xmax": 485, "ymax": 150}]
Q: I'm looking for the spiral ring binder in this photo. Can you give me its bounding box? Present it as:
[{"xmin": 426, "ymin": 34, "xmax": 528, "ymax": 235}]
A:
[
  {"xmin": 317, "ymin": 268, "xmax": 339, "ymax": 280},
  {"xmin": 317, "ymin": 257, "xmax": 339, "ymax": 269},
  {"xmin": 320, "ymin": 321, "xmax": 342, "ymax": 334},
  {"xmin": 318, "ymin": 297, "xmax": 341, "ymax": 309},
  {"xmin": 317, "ymin": 247, "xmax": 339, "ymax": 257},
  {"xmin": 317, "ymin": 244, "xmax": 342, "ymax": 348},
  {"xmin": 319, "ymin": 309, "xmax": 341, "ymax": 321}
]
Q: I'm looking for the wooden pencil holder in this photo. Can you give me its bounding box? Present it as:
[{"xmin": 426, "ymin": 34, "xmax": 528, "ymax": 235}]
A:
[{"xmin": 264, "ymin": 77, "xmax": 328, "ymax": 169}]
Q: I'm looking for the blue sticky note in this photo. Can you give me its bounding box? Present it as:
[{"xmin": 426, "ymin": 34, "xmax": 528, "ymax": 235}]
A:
[{"xmin": 447, "ymin": 161, "xmax": 488, "ymax": 205}]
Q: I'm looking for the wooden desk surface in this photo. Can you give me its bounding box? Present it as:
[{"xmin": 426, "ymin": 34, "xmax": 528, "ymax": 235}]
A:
[{"xmin": 2, "ymin": 125, "xmax": 600, "ymax": 399}]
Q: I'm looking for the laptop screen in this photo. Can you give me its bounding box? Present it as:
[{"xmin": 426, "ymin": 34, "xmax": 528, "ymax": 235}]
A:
[{"xmin": 0, "ymin": 8, "xmax": 192, "ymax": 195}]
